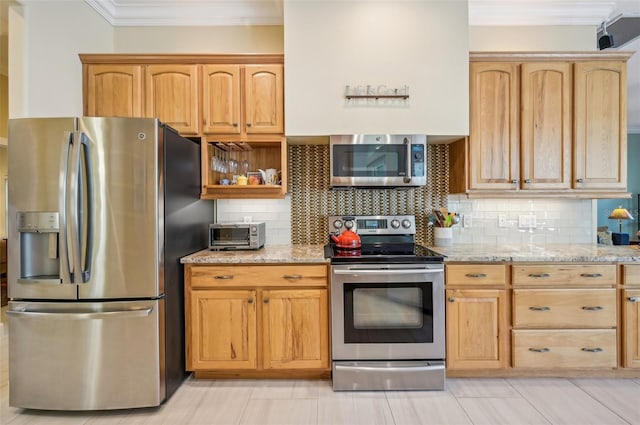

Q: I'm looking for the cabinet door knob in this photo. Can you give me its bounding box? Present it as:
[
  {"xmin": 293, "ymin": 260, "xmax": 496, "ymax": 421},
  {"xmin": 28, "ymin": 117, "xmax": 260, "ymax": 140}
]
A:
[
  {"xmin": 465, "ymin": 273, "xmax": 486, "ymax": 278},
  {"xmin": 248, "ymin": 298, "xmax": 253, "ymax": 304},
  {"xmin": 246, "ymin": 122, "xmax": 252, "ymax": 127},
  {"xmin": 529, "ymin": 347, "xmax": 550, "ymax": 353},
  {"xmin": 447, "ymin": 297, "xmax": 455, "ymax": 303},
  {"xmin": 628, "ymin": 297, "xmax": 640, "ymax": 302},
  {"xmin": 576, "ymin": 178, "xmax": 584, "ymax": 183},
  {"xmin": 581, "ymin": 306, "xmax": 603, "ymax": 311},
  {"xmin": 581, "ymin": 347, "xmax": 603, "ymax": 353},
  {"xmin": 233, "ymin": 123, "xmax": 238, "ymax": 127},
  {"xmin": 524, "ymin": 179, "xmax": 531, "ymax": 184},
  {"xmin": 263, "ymin": 298, "xmax": 269, "ymax": 304},
  {"xmin": 511, "ymin": 179, "xmax": 519, "ymax": 184}
]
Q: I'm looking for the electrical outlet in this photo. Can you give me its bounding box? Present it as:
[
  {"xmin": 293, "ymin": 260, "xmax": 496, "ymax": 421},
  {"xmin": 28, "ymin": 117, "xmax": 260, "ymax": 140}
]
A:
[
  {"xmin": 518, "ymin": 214, "xmax": 537, "ymax": 229},
  {"xmin": 498, "ymin": 214, "xmax": 508, "ymax": 227},
  {"xmin": 463, "ymin": 214, "xmax": 472, "ymax": 228}
]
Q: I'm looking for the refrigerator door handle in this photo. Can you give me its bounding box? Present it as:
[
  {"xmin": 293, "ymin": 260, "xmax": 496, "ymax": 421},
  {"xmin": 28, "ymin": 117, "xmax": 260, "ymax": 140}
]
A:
[
  {"xmin": 79, "ymin": 132, "xmax": 94, "ymax": 283},
  {"xmin": 58, "ymin": 131, "xmax": 74, "ymax": 284},
  {"xmin": 6, "ymin": 307, "xmax": 153, "ymax": 320},
  {"xmin": 67, "ymin": 131, "xmax": 82, "ymax": 283}
]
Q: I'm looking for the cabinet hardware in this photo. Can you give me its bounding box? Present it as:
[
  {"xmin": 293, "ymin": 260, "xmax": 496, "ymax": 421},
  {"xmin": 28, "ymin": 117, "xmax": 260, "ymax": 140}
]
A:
[
  {"xmin": 447, "ymin": 297, "xmax": 455, "ymax": 303},
  {"xmin": 581, "ymin": 306, "xmax": 603, "ymax": 311},
  {"xmin": 576, "ymin": 178, "xmax": 584, "ymax": 183},
  {"xmin": 248, "ymin": 298, "xmax": 253, "ymax": 304},
  {"xmin": 524, "ymin": 179, "xmax": 531, "ymax": 183},
  {"xmin": 511, "ymin": 179, "xmax": 519, "ymax": 184},
  {"xmin": 528, "ymin": 273, "xmax": 550, "ymax": 278},
  {"xmin": 214, "ymin": 275, "xmax": 234, "ymax": 280},
  {"xmin": 232, "ymin": 123, "xmax": 238, "ymax": 127},
  {"xmin": 283, "ymin": 274, "xmax": 303, "ymax": 280},
  {"xmin": 246, "ymin": 123, "xmax": 252, "ymax": 127},
  {"xmin": 529, "ymin": 306, "xmax": 551, "ymax": 311},
  {"xmin": 263, "ymin": 298, "xmax": 269, "ymax": 304},
  {"xmin": 580, "ymin": 273, "xmax": 602, "ymax": 278},
  {"xmin": 628, "ymin": 297, "xmax": 640, "ymax": 302},
  {"xmin": 529, "ymin": 348, "xmax": 550, "ymax": 353},
  {"xmin": 581, "ymin": 347, "xmax": 603, "ymax": 353},
  {"xmin": 465, "ymin": 273, "xmax": 487, "ymax": 278}
]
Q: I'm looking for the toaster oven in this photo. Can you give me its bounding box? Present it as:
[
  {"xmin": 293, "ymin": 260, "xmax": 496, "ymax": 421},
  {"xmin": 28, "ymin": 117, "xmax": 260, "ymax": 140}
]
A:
[{"xmin": 209, "ymin": 222, "xmax": 266, "ymax": 250}]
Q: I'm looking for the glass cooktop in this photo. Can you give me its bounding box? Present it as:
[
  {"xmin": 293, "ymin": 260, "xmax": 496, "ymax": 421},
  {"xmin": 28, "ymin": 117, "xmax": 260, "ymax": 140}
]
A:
[{"xmin": 324, "ymin": 242, "xmax": 445, "ymax": 264}]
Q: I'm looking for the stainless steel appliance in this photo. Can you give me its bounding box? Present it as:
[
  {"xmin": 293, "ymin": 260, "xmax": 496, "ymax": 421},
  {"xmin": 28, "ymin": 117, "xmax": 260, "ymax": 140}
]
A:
[
  {"xmin": 209, "ymin": 221, "xmax": 266, "ymax": 250},
  {"xmin": 330, "ymin": 134, "xmax": 426, "ymax": 187},
  {"xmin": 325, "ymin": 215, "xmax": 445, "ymax": 390},
  {"xmin": 7, "ymin": 117, "xmax": 214, "ymax": 410}
]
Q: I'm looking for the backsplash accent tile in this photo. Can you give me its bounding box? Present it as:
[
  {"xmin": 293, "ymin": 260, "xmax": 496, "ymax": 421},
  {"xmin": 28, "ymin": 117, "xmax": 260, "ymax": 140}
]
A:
[{"xmin": 289, "ymin": 144, "xmax": 449, "ymax": 245}]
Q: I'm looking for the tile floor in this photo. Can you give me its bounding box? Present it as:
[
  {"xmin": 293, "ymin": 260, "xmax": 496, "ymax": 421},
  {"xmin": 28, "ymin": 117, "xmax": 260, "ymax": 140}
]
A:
[{"xmin": 1, "ymin": 306, "xmax": 639, "ymax": 425}]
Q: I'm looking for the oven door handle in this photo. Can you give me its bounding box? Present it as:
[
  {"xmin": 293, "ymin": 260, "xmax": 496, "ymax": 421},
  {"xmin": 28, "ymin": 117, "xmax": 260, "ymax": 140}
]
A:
[
  {"xmin": 333, "ymin": 268, "xmax": 443, "ymax": 275},
  {"xmin": 334, "ymin": 363, "xmax": 445, "ymax": 373}
]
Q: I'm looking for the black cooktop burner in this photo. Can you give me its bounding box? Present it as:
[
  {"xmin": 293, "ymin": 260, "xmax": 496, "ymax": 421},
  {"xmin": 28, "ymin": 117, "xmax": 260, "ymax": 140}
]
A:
[{"xmin": 324, "ymin": 242, "xmax": 445, "ymax": 264}]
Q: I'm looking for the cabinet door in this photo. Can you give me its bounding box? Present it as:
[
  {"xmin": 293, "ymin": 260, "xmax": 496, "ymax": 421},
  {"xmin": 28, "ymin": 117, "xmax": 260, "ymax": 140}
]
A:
[
  {"xmin": 622, "ymin": 289, "xmax": 640, "ymax": 368},
  {"xmin": 469, "ymin": 62, "xmax": 520, "ymax": 190},
  {"xmin": 85, "ymin": 65, "xmax": 143, "ymax": 117},
  {"xmin": 187, "ymin": 290, "xmax": 257, "ymax": 370},
  {"xmin": 520, "ymin": 62, "xmax": 572, "ymax": 190},
  {"xmin": 446, "ymin": 289, "xmax": 509, "ymax": 369},
  {"xmin": 202, "ymin": 65, "xmax": 241, "ymax": 134},
  {"xmin": 262, "ymin": 289, "xmax": 329, "ymax": 370},
  {"xmin": 145, "ymin": 65, "xmax": 199, "ymax": 135},
  {"xmin": 244, "ymin": 65, "xmax": 284, "ymax": 134},
  {"xmin": 574, "ymin": 61, "xmax": 627, "ymax": 190}
]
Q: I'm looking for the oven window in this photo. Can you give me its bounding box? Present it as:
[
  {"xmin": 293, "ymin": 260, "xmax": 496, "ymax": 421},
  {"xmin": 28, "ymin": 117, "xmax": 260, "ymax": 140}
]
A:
[{"xmin": 344, "ymin": 282, "xmax": 434, "ymax": 343}]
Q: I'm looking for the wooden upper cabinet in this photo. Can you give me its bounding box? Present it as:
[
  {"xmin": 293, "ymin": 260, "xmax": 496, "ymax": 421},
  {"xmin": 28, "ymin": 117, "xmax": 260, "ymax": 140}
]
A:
[
  {"xmin": 202, "ymin": 65, "xmax": 241, "ymax": 134},
  {"xmin": 520, "ymin": 62, "xmax": 572, "ymax": 190},
  {"xmin": 85, "ymin": 64, "xmax": 143, "ymax": 117},
  {"xmin": 145, "ymin": 64, "xmax": 200, "ymax": 135},
  {"xmin": 469, "ymin": 62, "xmax": 519, "ymax": 190},
  {"xmin": 244, "ymin": 65, "xmax": 284, "ymax": 134},
  {"xmin": 574, "ymin": 61, "xmax": 627, "ymax": 190}
]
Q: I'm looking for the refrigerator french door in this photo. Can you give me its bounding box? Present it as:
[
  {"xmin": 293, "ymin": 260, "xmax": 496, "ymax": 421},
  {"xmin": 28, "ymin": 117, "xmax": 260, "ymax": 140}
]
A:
[{"xmin": 7, "ymin": 117, "xmax": 213, "ymax": 410}]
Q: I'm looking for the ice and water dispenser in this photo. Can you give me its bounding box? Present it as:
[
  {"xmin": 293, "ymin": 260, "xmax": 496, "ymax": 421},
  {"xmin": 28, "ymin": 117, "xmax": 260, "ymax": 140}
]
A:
[{"xmin": 17, "ymin": 212, "xmax": 60, "ymax": 283}]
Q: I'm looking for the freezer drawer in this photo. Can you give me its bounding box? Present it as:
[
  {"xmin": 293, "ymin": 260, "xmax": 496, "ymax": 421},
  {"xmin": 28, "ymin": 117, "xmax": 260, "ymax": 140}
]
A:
[{"xmin": 8, "ymin": 299, "xmax": 165, "ymax": 410}]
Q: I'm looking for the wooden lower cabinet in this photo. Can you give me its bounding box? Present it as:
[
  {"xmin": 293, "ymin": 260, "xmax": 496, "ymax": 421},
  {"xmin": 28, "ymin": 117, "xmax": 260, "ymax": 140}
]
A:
[
  {"xmin": 446, "ymin": 288, "xmax": 509, "ymax": 369},
  {"xmin": 185, "ymin": 264, "xmax": 329, "ymax": 377},
  {"xmin": 622, "ymin": 289, "xmax": 640, "ymax": 368}
]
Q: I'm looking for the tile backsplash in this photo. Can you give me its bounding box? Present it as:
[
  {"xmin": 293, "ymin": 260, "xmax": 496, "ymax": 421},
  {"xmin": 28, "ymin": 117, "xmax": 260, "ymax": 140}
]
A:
[{"xmin": 215, "ymin": 143, "xmax": 598, "ymax": 247}]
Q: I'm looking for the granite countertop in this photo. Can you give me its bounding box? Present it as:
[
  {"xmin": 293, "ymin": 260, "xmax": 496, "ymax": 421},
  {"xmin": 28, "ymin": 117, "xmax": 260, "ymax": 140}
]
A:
[
  {"xmin": 181, "ymin": 244, "xmax": 328, "ymax": 264},
  {"xmin": 429, "ymin": 243, "xmax": 640, "ymax": 263}
]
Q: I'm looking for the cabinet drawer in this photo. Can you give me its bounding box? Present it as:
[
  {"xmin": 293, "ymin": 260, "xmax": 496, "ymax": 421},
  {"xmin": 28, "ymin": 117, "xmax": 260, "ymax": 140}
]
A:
[
  {"xmin": 512, "ymin": 329, "xmax": 617, "ymax": 368},
  {"xmin": 513, "ymin": 289, "xmax": 616, "ymax": 328},
  {"xmin": 622, "ymin": 264, "xmax": 640, "ymax": 286},
  {"xmin": 189, "ymin": 265, "xmax": 327, "ymax": 288},
  {"xmin": 446, "ymin": 264, "xmax": 507, "ymax": 286},
  {"xmin": 512, "ymin": 264, "xmax": 615, "ymax": 287}
]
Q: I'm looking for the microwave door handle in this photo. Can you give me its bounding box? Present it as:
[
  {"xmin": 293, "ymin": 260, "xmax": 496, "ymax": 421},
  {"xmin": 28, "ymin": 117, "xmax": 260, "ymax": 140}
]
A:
[
  {"xmin": 58, "ymin": 131, "xmax": 73, "ymax": 285},
  {"xmin": 403, "ymin": 137, "xmax": 411, "ymax": 183}
]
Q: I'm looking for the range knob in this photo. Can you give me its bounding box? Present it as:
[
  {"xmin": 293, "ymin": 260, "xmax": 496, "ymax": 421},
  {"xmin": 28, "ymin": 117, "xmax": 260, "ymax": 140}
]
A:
[
  {"xmin": 390, "ymin": 219, "xmax": 400, "ymax": 229},
  {"xmin": 401, "ymin": 219, "xmax": 412, "ymax": 229},
  {"xmin": 332, "ymin": 220, "xmax": 343, "ymax": 230},
  {"xmin": 344, "ymin": 220, "xmax": 355, "ymax": 230}
]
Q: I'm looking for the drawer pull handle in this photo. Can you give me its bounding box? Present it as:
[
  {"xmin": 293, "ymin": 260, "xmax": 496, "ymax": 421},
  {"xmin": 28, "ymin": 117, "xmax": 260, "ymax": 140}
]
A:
[
  {"xmin": 580, "ymin": 273, "xmax": 603, "ymax": 278},
  {"xmin": 465, "ymin": 273, "xmax": 487, "ymax": 278},
  {"xmin": 581, "ymin": 347, "xmax": 603, "ymax": 353},
  {"xmin": 529, "ymin": 348, "xmax": 550, "ymax": 353},
  {"xmin": 628, "ymin": 297, "xmax": 640, "ymax": 302},
  {"xmin": 214, "ymin": 275, "xmax": 234, "ymax": 280},
  {"xmin": 283, "ymin": 274, "xmax": 303, "ymax": 280},
  {"xmin": 529, "ymin": 306, "xmax": 551, "ymax": 311},
  {"xmin": 582, "ymin": 306, "xmax": 603, "ymax": 311},
  {"xmin": 528, "ymin": 273, "xmax": 550, "ymax": 278}
]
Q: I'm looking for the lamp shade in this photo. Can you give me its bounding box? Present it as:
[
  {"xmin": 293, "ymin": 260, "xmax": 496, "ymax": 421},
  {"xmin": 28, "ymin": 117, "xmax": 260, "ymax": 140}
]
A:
[{"xmin": 608, "ymin": 206, "xmax": 633, "ymax": 220}]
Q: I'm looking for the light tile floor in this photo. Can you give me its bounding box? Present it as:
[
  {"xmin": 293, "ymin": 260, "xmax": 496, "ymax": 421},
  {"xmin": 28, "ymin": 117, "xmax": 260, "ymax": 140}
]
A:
[{"xmin": 1, "ymin": 306, "xmax": 639, "ymax": 425}]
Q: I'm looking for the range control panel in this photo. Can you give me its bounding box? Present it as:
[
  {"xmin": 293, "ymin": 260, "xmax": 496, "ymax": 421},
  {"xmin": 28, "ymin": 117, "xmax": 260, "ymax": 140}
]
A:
[{"xmin": 328, "ymin": 215, "xmax": 415, "ymax": 235}]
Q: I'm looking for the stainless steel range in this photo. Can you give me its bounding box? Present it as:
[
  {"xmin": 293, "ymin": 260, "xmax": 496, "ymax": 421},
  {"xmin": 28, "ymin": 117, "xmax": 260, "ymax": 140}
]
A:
[{"xmin": 325, "ymin": 215, "xmax": 446, "ymax": 391}]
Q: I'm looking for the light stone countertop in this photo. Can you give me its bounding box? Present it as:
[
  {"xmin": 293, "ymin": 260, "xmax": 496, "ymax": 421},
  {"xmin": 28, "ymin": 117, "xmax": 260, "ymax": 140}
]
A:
[
  {"xmin": 428, "ymin": 243, "xmax": 640, "ymax": 263},
  {"xmin": 180, "ymin": 244, "xmax": 328, "ymax": 264}
]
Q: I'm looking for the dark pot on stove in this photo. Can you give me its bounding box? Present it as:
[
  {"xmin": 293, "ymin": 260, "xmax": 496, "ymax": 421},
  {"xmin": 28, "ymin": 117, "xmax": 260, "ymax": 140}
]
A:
[{"xmin": 331, "ymin": 229, "xmax": 361, "ymax": 249}]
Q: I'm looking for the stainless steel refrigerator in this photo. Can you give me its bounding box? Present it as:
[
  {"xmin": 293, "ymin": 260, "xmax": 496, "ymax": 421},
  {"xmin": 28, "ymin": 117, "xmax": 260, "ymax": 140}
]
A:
[{"xmin": 6, "ymin": 117, "xmax": 214, "ymax": 410}]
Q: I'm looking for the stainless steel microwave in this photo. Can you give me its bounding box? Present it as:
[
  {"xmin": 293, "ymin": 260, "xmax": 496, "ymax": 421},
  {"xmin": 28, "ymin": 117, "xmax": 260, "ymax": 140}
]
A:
[
  {"xmin": 330, "ymin": 134, "xmax": 427, "ymax": 187},
  {"xmin": 209, "ymin": 222, "xmax": 266, "ymax": 250}
]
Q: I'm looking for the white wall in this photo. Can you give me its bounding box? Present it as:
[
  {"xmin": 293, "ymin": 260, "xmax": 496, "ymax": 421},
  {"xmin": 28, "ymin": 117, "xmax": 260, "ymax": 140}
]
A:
[
  {"xmin": 283, "ymin": 0, "xmax": 469, "ymax": 136},
  {"xmin": 469, "ymin": 25, "xmax": 597, "ymax": 51},
  {"xmin": 9, "ymin": 1, "xmax": 112, "ymax": 118}
]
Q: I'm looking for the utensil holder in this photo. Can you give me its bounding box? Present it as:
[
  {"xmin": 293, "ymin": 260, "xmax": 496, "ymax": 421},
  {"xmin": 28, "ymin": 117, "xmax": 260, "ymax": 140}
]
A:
[{"xmin": 434, "ymin": 227, "xmax": 453, "ymax": 247}]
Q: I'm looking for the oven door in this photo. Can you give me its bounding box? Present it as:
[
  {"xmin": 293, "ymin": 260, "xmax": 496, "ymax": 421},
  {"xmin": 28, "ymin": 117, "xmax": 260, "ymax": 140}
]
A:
[
  {"xmin": 329, "ymin": 135, "xmax": 426, "ymax": 187},
  {"xmin": 331, "ymin": 263, "xmax": 445, "ymax": 360}
]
